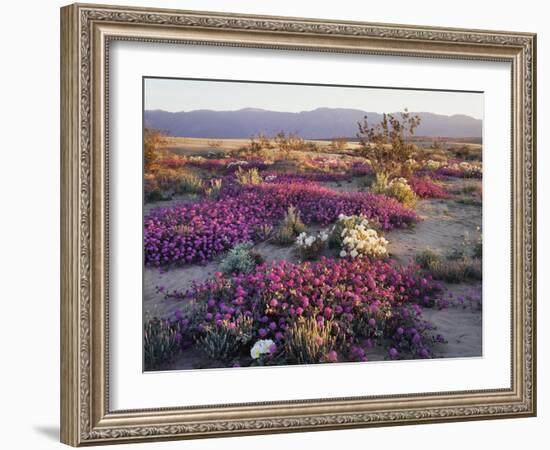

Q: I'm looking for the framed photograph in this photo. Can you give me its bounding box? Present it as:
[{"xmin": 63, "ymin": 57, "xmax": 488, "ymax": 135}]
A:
[{"xmin": 60, "ymin": 3, "xmax": 537, "ymax": 446}]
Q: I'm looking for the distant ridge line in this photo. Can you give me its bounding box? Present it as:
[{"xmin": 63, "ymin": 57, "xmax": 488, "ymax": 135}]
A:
[{"xmin": 144, "ymin": 107, "xmax": 482, "ymax": 140}]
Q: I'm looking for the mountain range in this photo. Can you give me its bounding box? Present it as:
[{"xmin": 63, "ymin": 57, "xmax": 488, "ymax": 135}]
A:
[{"xmin": 144, "ymin": 107, "xmax": 482, "ymax": 139}]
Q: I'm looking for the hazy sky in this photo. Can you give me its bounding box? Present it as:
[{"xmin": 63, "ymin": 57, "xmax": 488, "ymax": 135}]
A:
[{"xmin": 144, "ymin": 78, "xmax": 483, "ymax": 120}]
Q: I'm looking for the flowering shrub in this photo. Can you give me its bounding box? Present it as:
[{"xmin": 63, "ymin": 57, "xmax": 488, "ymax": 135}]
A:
[
  {"xmin": 408, "ymin": 176, "xmax": 450, "ymax": 199},
  {"xmin": 144, "ymin": 181, "xmax": 417, "ymax": 267},
  {"xmin": 385, "ymin": 178, "xmax": 417, "ymax": 207},
  {"xmin": 163, "ymin": 257, "xmax": 444, "ymax": 366},
  {"xmin": 295, "ymin": 230, "xmax": 328, "ymax": 260},
  {"xmin": 334, "ymin": 214, "xmax": 388, "ymax": 259},
  {"xmin": 372, "ymin": 173, "xmax": 417, "ymax": 207}
]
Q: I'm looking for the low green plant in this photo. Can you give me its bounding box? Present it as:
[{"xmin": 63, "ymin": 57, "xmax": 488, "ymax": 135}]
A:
[
  {"xmin": 220, "ymin": 242, "xmax": 263, "ymax": 274},
  {"xmin": 204, "ymin": 178, "xmax": 223, "ymax": 198},
  {"xmin": 284, "ymin": 317, "xmax": 337, "ymax": 364},
  {"xmin": 144, "ymin": 318, "xmax": 181, "ymax": 370},
  {"xmin": 415, "ymin": 248, "xmax": 481, "ymax": 283},
  {"xmin": 415, "ymin": 248, "xmax": 441, "ymax": 268},
  {"xmin": 196, "ymin": 316, "xmax": 254, "ymax": 362},
  {"xmin": 174, "ymin": 172, "xmax": 204, "ymax": 195},
  {"xmin": 251, "ymin": 223, "xmax": 274, "ymax": 241},
  {"xmin": 235, "ymin": 166, "xmax": 262, "ymax": 185},
  {"xmin": 274, "ymin": 206, "xmax": 306, "ymax": 245}
]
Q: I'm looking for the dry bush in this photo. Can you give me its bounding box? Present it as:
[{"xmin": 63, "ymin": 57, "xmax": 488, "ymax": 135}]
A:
[
  {"xmin": 329, "ymin": 137, "xmax": 349, "ymax": 153},
  {"xmin": 357, "ymin": 109, "xmax": 421, "ymax": 178}
]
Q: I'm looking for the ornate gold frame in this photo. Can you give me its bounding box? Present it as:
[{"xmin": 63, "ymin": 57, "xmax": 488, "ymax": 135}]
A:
[{"xmin": 60, "ymin": 3, "xmax": 536, "ymax": 446}]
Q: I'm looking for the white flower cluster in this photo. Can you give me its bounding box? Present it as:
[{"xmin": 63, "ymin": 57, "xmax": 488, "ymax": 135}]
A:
[
  {"xmin": 296, "ymin": 230, "xmax": 328, "ymax": 248},
  {"xmin": 264, "ymin": 174, "xmax": 278, "ymax": 182},
  {"xmin": 337, "ymin": 214, "xmax": 388, "ymax": 259},
  {"xmin": 250, "ymin": 339, "xmax": 275, "ymax": 359},
  {"xmin": 227, "ymin": 160, "xmax": 249, "ymax": 168},
  {"xmin": 450, "ymin": 161, "xmax": 482, "ymax": 175}
]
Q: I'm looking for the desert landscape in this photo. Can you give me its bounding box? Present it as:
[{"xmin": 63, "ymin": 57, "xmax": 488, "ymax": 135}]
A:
[{"xmin": 142, "ymin": 79, "xmax": 482, "ymax": 371}]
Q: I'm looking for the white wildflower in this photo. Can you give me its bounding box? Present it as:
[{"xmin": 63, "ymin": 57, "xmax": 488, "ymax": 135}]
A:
[{"xmin": 250, "ymin": 339, "xmax": 274, "ymax": 359}]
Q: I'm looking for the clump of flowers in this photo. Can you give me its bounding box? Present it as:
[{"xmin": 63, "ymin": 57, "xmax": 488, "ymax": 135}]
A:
[
  {"xmin": 144, "ymin": 181, "xmax": 417, "ymax": 267},
  {"xmin": 219, "ymin": 242, "xmax": 264, "ymax": 275},
  {"xmin": 250, "ymin": 339, "xmax": 276, "ymax": 359},
  {"xmin": 295, "ymin": 230, "xmax": 329, "ymax": 260},
  {"xmin": 163, "ymin": 256, "xmax": 444, "ymax": 367},
  {"xmin": 408, "ymin": 176, "xmax": 450, "ymax": 198},
  {"xmin": 436, "ymin": 161, "xmax": 482, "ymax": 179},
  {"xmin": 333, "ymin": 214, "xmax": 388, "ymax": 259}
]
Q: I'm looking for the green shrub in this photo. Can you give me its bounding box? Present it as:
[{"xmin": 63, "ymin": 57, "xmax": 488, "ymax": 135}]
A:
[
  {"xmin": 196, "ymin": 316, "xmax": 254, "ymax": 362},
  {"xmin": 220, "ymin": 242, "xmax": 263, "ymax": 274},
  {"xmin": 174, "ymin": 172, "xmax": 204, "ymax": 195},
  {"xmin": 204, "ymin": 178, "xmax": 223, "ymax": 198},
  {"xmin": 415, "ymin": 248, "xmax": 441, "ymax": 269},
  {"xmin": 144, "ymin": 318, "xmax": 181, "ymax": 370},
  {"xmin": 371, "ymin": 174, "xmax": 417, "ymax": 207},
  {"xmin": 274, "ymin": 206, "xmax": 306, "ymax": 245},
  {"xmin": 415, "ymin": 248, "xmax": 482, "ymax": 283},
  {"xmin": 284, "ymin": 317, "xmax": 337, "ymax": 364}
]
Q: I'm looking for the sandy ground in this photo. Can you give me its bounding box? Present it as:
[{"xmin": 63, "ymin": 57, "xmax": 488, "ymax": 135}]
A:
[
  {"xmin": 144, "ymin": 177, "xmax": 483, "ymax": 369},
  {"xmin": 162, "ymin": 136, "xmax": 361, "ymax": 156}
]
